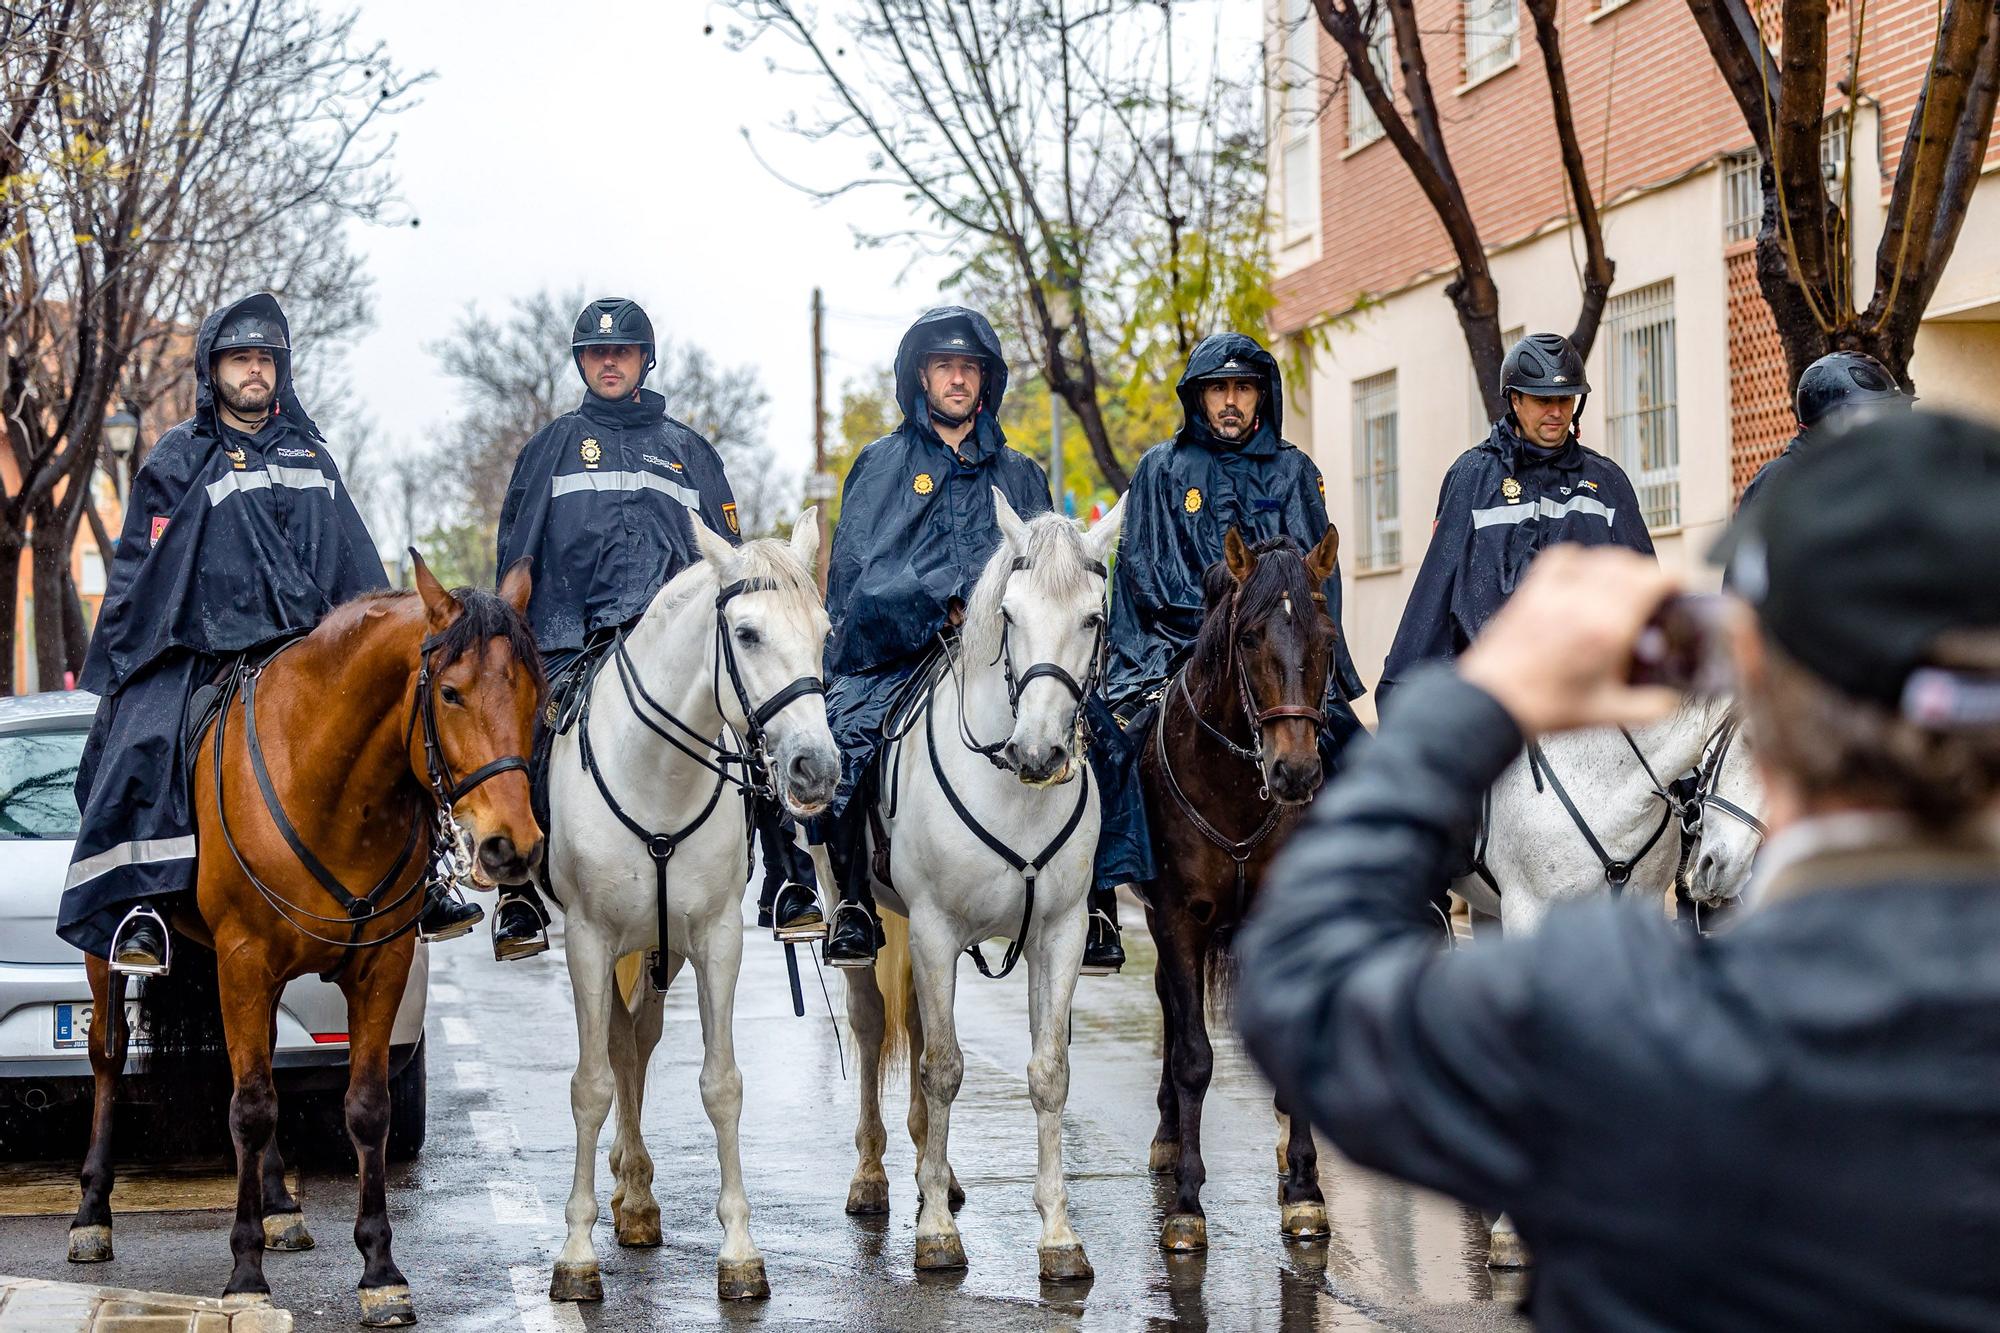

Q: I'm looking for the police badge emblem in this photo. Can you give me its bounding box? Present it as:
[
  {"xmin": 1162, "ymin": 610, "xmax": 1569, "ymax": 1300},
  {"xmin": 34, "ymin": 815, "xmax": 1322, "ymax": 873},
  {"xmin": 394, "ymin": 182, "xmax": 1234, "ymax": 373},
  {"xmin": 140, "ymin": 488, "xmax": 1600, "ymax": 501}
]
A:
[
  {"xmin": 225, "ymin": 446, "xmax": 247, "ymax": 470},
  {"xmin": 721, "ymin": 502, "xmax": 740, "ymax": 534},
  {"xmin": 598, "ymin": 312, "xmax": 614, "ymax": 333},
  {"xmin": 580, "ymin": 438, "xmax": 602, "ymax": 468},
  {"xmin": 1501, "ymin": 477, "xmax": 1523, "ymax": 503},
  {"xmin": 913, "ymin": 472, "xmax": 934, "ymax": 495},
  {"xmin": 1184, "ymin": 487, "xmax": 1202, "ymax": 514}
]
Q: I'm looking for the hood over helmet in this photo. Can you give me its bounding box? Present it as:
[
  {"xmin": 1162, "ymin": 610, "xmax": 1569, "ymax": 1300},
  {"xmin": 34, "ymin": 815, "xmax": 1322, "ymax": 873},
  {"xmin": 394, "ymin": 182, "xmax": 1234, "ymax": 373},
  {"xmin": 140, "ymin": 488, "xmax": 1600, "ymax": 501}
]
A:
[
  {"xmin": 893, "ymin": 306, "xmax": 1009, "ymax": 436},
  {"xmin": 1175, "ymin": 332, "xmax": 1282, "ymax": 451},
  {"xmin": 196, "ymin": 292, "xmax": 319, "ymax": 439}
]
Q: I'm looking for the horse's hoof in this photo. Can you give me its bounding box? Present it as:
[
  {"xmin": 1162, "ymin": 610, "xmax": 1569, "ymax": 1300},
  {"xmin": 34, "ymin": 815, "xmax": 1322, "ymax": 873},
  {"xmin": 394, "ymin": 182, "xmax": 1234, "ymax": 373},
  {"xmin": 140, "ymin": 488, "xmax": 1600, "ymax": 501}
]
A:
[
  {"xmin": 615, "ymin": 1208, "xmax": 662, "ymax": 1248},
  {"xmin": 67, "ymin": 1224, "xmax": 113, "ymax": 1263},
  {"xmin": 1159, "ymin": 1214, "xmax": 1208, "ymax": 1252},
  {"xmin": 263, "ymin": 1211, "xmax": 315, "ymax": 1251},
  {"xmin": 1038, "ymin": 1243, "xmax": 1094, "ymax": 1283},
  {"xmin": 1148, "ymin": 1139, "xmax": 1179, "ymax": 1174},
  {"xmin": 915, "ymin": 1233, "xmax": 967, "ymax": 1271},
  {"xmin": 549, "ymin": 1261, "xmax": 603, "ymax": 1303},
  {"xmin": 717, "ymin": 1257, "xmax": 770, "ymax": 1301},
  {"xmin": 846, "ymin": 1177, "xmax": 890, "ymax": 1215},
  {"xmin": 1280, "ymin": 1200, "xmax": 1330, "ymax": 1241},
  {"xmin": 358, "ymin": 1283, "xmax": 416, "ymax": 1327},
  {"xmin": 221, "ymin": 1292, "xmax": 273, "ymax": 1310},
  {"xmin": 1487, "ymin": 1228, "xmax": 1531, "ymax": 1270}
]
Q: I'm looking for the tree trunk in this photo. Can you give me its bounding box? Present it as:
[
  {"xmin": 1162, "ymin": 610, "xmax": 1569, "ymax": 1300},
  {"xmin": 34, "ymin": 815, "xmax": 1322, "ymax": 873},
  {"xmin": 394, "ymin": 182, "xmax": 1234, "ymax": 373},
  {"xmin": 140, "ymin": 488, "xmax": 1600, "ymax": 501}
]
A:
[
  {"xmin": 0, "ymin": 529, "xmax": 21, "ymax": 695},
  {"xmin": 30, "ymin": 511, "xmax": 70, "ymax": 691},
  {"xmin": 59, "ymin": 567, "xmax": 88, "ymax": 679}
]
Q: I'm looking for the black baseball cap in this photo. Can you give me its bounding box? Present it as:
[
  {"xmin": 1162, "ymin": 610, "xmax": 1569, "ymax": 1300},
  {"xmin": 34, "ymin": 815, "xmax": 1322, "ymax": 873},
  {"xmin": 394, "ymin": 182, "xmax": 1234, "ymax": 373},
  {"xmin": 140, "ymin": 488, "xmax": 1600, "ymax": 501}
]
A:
[{"xmin": 1712, "ymin": 410, "xmax": 2000, "ymax": 717}]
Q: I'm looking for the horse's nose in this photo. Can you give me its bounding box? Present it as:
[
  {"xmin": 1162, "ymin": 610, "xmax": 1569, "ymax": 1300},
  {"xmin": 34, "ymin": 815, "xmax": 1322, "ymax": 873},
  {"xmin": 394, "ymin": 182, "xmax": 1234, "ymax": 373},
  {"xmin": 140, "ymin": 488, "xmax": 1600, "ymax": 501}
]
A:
[
  {"xmin": 786, "ymin": 749, "xmax": 837, "ymax": 809},
  {"xmin": 1011, "ymin": 741, "xmax": 1068, "ymax": 785},
  {"xmin": 1269, "ymin": 755, "xmax": 1322, "ymax": 804},
  {"xmin": 478, "ymin": 834, "xmax": 540, "ymax": 885}
]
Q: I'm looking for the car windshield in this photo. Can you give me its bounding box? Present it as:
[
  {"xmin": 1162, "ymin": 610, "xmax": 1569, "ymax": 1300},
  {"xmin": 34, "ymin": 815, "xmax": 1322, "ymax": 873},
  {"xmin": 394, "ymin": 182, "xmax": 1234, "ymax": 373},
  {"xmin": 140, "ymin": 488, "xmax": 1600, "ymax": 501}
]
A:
[{"xmin": 0, "ymin": 726, "xmax": 88, "ymax": 838}]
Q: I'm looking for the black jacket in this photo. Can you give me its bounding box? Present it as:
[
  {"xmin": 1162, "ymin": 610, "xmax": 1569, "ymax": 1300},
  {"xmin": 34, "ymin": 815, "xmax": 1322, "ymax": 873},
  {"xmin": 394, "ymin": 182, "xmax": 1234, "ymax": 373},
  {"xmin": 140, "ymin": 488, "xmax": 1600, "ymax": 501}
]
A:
[
  {"xmin": 79, "ymin": 292, "xmax": 386, "ymax": 696},
  {"xmin": 495, "ymin": 389, "xmax": 740, "ymax": 654},
  {"xmin": 1737, "ymin": 433, "xmax": 1801, "ymax": 511},
  {"xmin": 1236, "ymin": 667, "xmax": 2000, "ymax": 1332},
  {"xmin": 1378, "ymin": 421, "xmax": 1654, "ymax": 702},
  {"xmin": 824, "ymin": 306, "xmax": 1051, "ymax": 677},
  {"xmin": 1102, "ymin": 333, "xmax": 1363, "ymax": 718}
]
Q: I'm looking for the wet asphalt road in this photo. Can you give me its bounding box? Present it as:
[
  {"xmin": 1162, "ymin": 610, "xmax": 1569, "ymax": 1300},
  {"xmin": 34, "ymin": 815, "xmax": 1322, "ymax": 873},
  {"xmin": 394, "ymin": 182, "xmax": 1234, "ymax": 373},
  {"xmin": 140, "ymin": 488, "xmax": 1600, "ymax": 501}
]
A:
[{"xmin": 0, "ymin": 908, "xmax": 1530, "ymax": 1331}]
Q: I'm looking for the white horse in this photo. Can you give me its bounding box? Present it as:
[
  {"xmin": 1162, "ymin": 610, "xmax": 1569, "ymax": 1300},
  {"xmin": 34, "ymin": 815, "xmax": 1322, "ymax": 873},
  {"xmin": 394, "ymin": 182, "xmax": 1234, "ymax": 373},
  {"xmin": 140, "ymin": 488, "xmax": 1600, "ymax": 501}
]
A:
[
  {"xmin": 544, "ymin": 512, "xmax": 838, "ymax": 1305},
  {"xmin": 1454, "ymin": 697, "xmax": 1767, "ymax": 1267},
  {"xmin": 820, "ymin": 492, "xmax": 1123, "ymax": 1283}
]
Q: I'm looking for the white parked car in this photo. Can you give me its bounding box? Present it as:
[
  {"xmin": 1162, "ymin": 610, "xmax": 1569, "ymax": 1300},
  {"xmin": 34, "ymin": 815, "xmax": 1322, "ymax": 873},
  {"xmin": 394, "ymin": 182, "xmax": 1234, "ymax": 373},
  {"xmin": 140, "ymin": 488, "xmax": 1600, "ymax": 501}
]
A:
[{"xmin": 0, "ymin": 689, "xmax": 430, "ymax": 1158}]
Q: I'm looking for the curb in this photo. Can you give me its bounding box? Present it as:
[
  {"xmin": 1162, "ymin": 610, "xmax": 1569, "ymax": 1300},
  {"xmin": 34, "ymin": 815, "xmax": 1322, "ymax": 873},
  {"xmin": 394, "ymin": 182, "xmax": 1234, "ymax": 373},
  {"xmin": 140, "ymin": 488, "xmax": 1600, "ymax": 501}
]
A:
[{"xmin": 0, "ymin": 1276, "xmax": 292, "ymax": 1332}]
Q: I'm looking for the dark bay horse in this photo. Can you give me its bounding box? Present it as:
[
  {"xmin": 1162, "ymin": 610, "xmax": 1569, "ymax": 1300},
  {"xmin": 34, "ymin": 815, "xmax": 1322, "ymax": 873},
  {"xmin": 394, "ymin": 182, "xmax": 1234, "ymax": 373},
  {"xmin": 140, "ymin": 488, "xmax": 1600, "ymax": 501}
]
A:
[
  {"xmin": 1139, "ymin": 527, "xmax": 1341, "ymax": 1252},
  {"xmin": 66, "ymin": 557, "xmax": 544, "ymax": 1327}
]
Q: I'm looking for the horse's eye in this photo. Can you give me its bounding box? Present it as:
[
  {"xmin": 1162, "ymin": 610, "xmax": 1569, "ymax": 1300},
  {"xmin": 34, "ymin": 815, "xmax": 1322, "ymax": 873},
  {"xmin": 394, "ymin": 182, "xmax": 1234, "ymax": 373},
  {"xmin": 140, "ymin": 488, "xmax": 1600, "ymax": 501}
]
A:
[
  {"xmin": 439, "ymin": 684, "xmax": 464, "ymax": 707},
  {"xmin": 1083, "ymin": 612, "xmax": 1105, "ymax": 631},
  {"xmin": 734, "ymin": 625, "xmax": 762, "ymax": 647}
]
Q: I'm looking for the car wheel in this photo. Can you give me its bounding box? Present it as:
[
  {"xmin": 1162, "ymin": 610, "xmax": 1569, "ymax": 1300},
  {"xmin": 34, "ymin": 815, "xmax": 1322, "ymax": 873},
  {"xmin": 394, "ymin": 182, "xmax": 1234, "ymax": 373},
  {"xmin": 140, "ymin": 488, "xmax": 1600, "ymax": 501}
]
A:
[{"xmin": 386, "ymin": 1037, "xmax": 427, "ymax": 1162}]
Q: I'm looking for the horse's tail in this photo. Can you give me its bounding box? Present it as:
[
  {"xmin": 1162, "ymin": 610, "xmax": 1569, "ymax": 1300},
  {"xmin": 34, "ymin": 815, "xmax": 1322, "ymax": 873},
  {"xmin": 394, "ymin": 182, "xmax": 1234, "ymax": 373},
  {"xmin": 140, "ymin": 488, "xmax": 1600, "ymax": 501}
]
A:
[
  {"xmin": 876, "ymin": 908, "xmax": 914, "ymax": 1073},
  {"xmin": 135, "ymin": 941, "xmax": 233, "ymax": 1155}
]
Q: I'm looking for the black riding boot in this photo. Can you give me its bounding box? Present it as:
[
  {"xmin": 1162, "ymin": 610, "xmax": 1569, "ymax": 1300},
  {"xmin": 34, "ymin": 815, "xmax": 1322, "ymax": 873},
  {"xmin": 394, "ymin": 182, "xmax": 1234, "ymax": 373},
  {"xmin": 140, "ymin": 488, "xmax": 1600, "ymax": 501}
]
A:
[
  {"xmin": 1081, "ymin": 885, "xmax": 1125, "ymax": 976},
  {"xmin": 822, "ymin": 809, "xmax": 882, "ymax": 969},
  {"xmin": 754, "ymin": 800, "xmax": 825, "ymax": 941},
  {"xmin": 108, "ymin": 905, "xmax": 169, "ymax": 976},
  {"xmin": 492, "ymin": 883, "xmax": 551, "ymax": 961},
  {"xmin": 419, "ymin": 881, "xmax": 484, "ymax": 943}
]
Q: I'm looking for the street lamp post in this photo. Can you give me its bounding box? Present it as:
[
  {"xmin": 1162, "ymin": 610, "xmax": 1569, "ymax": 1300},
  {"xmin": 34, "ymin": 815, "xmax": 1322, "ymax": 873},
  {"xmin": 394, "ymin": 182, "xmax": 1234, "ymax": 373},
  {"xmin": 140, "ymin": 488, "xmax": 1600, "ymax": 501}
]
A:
[{"xmin": 102, "ymin": 407, "xmax": 139, "ymax": 504}]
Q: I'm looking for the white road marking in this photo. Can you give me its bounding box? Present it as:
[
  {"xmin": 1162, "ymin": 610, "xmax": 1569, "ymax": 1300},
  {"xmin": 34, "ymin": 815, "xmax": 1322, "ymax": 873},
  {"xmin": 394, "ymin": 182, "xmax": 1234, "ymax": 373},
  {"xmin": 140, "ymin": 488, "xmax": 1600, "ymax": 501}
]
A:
[
  {"xmin": 440, "ymin": 1014, "xmax": 478, "ymax": 1047},
  {"xmin": 429, "ymin": 982, "xmax": 463, "ymax": 1005},
  {"xmin": 453, "ymin": 1060, "xmax": 491, "ymax": 1090},
  {"xmin": 487, "ymin": 1179, "xmax": 547, "ymax": 1225},
  {"xmin": 510, "ymin": 1264, "xmax": 586, "ymax": 1333},
  {"xmin": 469, "ymin": 1109, "xmax": 522, "ymax": 1156}
]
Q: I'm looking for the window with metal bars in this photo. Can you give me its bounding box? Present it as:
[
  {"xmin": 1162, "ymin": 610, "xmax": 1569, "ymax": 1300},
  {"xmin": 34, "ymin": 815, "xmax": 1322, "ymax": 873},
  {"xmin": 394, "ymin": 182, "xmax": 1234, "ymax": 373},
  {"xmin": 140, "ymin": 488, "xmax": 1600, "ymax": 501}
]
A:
[
  {"xmin": 1722, "ymin": 111, "xmax": 1849, "ymax": 244},
  {"xmin": 1351, "ymin": 372, "xmax": 1400, "ymax": 571},
  {"xmin": 1348, "ymin": 13, "xmax": 1392, "ymax": 147},
  {"xmin": 1463, "ymin": 0, "xmax": 1517, "ymax": 83},
  {"xmin": 1278, "ymin": 0, "xmax": 1319, "ymax": 238},
  {"xmin": 1604, "ymin": 282, "xmax": 1679, "ymax": 530}
]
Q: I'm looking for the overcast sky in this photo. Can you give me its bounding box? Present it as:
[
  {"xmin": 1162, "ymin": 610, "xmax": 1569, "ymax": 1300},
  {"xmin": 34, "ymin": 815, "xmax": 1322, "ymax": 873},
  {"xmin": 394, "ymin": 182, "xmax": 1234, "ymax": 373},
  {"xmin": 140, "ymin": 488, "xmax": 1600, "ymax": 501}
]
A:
[{"xmin": 336, "ymin": 0, "xmax": 954, "ymax": 512}]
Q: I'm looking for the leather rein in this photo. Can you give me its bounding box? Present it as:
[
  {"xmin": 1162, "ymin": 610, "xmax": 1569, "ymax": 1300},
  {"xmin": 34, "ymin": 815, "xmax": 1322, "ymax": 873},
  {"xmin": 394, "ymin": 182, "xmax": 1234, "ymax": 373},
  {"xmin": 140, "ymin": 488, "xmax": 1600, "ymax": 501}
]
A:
[{"xmin": 212, "ymin": 631, "xmax": 531, "ymax": 955}]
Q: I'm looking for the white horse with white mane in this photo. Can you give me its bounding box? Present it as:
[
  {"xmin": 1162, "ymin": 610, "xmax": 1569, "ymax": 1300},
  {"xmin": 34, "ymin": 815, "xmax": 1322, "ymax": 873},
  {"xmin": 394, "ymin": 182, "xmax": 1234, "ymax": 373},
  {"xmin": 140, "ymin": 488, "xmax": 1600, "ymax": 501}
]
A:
[
  {"xmin": 1455, "ymin": 697, "xmax": 1767, "ymax": 1265},
  {"xmin": 822, "ymin": 492, "xmax": 1122, "ymax": 1282},
  {"xmin": 543, "ymin": 512, "xmax": 838, "ymax": 1305}
]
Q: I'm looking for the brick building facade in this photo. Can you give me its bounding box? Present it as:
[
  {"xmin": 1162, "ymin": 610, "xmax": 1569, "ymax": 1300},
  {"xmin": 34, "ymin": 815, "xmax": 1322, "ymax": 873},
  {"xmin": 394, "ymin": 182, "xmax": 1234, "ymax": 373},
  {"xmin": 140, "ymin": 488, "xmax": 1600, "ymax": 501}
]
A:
[{"xmin": 1266, "ymin": 0, "xmax": 2000, "ymax": 716}]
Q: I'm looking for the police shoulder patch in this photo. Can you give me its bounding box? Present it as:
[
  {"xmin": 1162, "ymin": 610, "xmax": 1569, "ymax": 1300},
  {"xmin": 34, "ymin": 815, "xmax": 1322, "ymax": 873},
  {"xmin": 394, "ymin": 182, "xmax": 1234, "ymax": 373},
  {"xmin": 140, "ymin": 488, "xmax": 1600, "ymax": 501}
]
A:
[
  {"xmin": 721, "ymin": 502, "xmax": 739, "ymax": 534},
  {"xmin": 913, "ymin": 472, "xmax": 935, "ymax": 496},
  {"xmin": 1183, "ymin": 487, "xmax": 1202, "ymax": 514}
]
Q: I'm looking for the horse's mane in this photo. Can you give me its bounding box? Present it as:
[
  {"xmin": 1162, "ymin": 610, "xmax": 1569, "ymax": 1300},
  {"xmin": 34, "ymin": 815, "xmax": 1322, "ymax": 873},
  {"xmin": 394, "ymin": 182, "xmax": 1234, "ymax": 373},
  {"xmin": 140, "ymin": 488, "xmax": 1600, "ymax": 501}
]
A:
[
  {"xmin": 962, "ymin": 512, "xmax": 1098, "ymax": 662},
  {"xmin": 1187, "ymin": 536, "xmax": 1318, "ymax": 690},
  {"xmin": 650, "ymin": 534, "xmax": 825, "ymax": 628},
  {"xmin": 333, "ymin": 585, "xmax": 545, "ymax": 692}
]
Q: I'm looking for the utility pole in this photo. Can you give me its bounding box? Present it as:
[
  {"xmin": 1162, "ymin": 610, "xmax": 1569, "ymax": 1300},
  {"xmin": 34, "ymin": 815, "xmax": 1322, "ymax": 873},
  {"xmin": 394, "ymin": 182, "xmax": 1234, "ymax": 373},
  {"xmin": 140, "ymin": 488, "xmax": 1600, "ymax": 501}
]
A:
[
  {"xmin": 811, "ymin": 287, "xmax": 830, "ymax": 594},
  {"xmin": 1049, "ymin": 387, "xmax": 1064, "ymax": 516}
]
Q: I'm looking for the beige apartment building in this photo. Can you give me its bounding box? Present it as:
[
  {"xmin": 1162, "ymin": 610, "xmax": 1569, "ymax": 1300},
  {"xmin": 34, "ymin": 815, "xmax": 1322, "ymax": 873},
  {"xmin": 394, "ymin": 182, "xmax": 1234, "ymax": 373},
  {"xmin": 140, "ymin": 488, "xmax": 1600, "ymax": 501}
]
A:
[{"xmin": 1265, "ymin": 0, "xmax": 2000, "ymax": 715}]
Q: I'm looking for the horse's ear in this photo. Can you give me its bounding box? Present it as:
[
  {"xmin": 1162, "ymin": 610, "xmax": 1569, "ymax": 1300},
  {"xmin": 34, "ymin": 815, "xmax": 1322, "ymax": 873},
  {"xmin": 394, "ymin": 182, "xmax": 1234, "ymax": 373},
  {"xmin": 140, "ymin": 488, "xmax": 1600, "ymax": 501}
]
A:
[
  {"xmin": 1223, "ymin": 526, "xmax": 1256, "ymax": 585},
  {"xmin": 991, "ymin": 486, "xmax": 1031, "ymax": 551},
  {"xmin": 1305, "ymin": 525, "xmax": 1341, "ymax": 586},
  {"xmin": 790, "ymin": 505, "xmax": 820, "ymax": 572},
  {"xmin": 691, "ymin": 510, "xmax": 738, "ymax": 572},
  {"xmin": 1083, "ymin": 494, "xmax": 1125, "ymax": 565},
  {"xmin": 498, "ymin": 556, "xmax": 533, "ymax": 617},
  {"xmin": 410, "ymin": 549, "xmax": 457, "ymax": 629}
]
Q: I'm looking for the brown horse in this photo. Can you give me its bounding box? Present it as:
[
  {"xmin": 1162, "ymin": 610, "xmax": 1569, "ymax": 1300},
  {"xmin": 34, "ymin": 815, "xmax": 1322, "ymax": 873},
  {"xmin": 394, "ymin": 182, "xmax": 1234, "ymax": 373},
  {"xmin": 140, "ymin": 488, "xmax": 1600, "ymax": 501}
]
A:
[
  {"xmin": 66, "ymin": 556, "xmax": 544, "ymax": 1327},
  {"xmin": 1139, "ymin": 527, "xmax": 1341, "ymax": 1253}
]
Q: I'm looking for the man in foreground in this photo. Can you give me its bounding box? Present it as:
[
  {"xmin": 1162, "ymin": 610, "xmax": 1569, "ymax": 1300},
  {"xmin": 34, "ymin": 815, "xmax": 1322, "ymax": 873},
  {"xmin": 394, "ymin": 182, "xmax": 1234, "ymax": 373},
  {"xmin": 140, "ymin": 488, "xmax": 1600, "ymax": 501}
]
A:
[{"xmin": 1238, "ymin": 410, "xmax": 2000, "ymax": 1330}]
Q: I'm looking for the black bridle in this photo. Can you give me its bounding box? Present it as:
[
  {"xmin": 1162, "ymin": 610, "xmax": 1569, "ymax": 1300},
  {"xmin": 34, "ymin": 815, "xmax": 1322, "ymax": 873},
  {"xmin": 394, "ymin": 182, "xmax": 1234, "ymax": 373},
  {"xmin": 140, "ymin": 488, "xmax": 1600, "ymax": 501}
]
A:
[
  {"xmin": 577, "ymin": 575, "xmax": 825, "ymax": 992},
  {"xmin": 1156, "ymin": 577, "xmax": 1328, "ymax": 917},
  {"xmin": 1525, "ymin": 728, "xmax": 1677, "ymax": 892},
  {"xmin": 882, "ymin": 551, "xmax": 1109, "ymax": 981},
  {"xmin": 213, "ymin": 632, "xmax": 531, "ymax": 955},
  {"xmin": 1682, "ymin": 715, "xmax": 1768, "ymax": 847}
]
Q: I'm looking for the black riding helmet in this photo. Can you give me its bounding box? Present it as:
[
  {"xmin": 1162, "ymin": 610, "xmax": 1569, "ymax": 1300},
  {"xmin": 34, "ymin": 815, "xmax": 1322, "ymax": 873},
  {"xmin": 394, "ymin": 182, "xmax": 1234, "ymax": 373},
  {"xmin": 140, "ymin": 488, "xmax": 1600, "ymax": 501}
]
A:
[
  {"xmin": 571, "ymin": 297, "xmax": 657, "ymax": 385},
  {"xmin": 210, "ymin": 302, "xmax": 291, "ymax": 384},
  {"xmin": 1795, "ymin": 350, "xmax": 1911, "ymax": 428},
  {"xmin": 1501, "ymin": 331, "xmax": 1590, "ymax": 400},
  {"xmin": 912, "ymin": 317, "xmax": 994, "ymax": 423}
]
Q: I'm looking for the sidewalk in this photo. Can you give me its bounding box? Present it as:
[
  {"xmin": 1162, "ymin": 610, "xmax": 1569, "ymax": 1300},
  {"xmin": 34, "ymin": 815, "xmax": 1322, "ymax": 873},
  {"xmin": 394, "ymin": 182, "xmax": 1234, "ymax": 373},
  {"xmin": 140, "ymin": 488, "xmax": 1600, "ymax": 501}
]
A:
[{"xmin": 0, "ymin": 1277, "xmax": 291, "ymax": 1333}]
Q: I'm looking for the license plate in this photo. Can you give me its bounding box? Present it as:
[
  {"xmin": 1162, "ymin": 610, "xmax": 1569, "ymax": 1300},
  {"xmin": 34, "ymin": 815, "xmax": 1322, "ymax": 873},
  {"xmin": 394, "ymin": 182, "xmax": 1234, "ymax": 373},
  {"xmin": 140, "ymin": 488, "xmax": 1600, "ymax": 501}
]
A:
[{"xmin": 53, "ymin": 1001, "xmax": 150, "ymax": 1052}]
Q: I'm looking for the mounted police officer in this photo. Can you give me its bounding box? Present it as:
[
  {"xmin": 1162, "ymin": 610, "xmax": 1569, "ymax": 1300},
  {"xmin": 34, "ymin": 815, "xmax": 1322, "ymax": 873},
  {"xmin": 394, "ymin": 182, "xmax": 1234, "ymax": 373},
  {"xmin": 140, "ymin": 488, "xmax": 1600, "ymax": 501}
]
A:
[
  {"xmin": 1378, "ymin": 331, "xmax": 1654, "ymax": 705},
  {"xmin": 61, "ymin": 292, "xmax": 427, "ymax": 975},
  {"xmin": 816, "ymin": 306, "xmax": 1055, "ymax": 967},
  {"xmin": 1094, "ymin": 332, "xmax": 1367, "ymax": 972},
  {"xmin": 1739, "ymin": 349, "xmax": 1911, "ymax": 510},
  {"xmin": 493, "ymin": 297, "xmax": 819, "ymax": 960}
]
